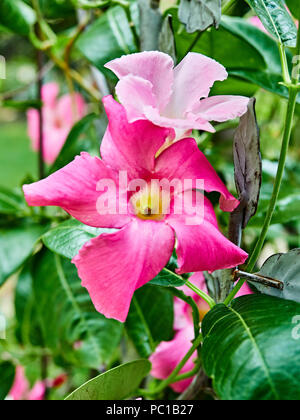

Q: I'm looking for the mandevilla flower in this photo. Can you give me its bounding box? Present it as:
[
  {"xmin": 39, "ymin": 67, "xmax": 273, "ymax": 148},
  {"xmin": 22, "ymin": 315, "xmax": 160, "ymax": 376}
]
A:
[
  {"xmin": 8, "ymin": 366, "xmax": 45, "ymax": 401},
  {"xmin": 23, "ymin": 96, "xmax": 248, "ymax": 322},
  {"xmin": 150, "ymin": 273, "xmax": 253, "ymax": 393},
  {"xmin": 27, "ymin": 82, "xmax": 86, "ymax": 165},
  {"xmin": 105, "ymin": 51, "xmax": 249, "ymax": 140}
]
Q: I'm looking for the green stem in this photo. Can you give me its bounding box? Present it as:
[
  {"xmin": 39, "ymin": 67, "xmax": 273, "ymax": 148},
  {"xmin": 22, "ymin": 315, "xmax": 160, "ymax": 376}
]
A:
[
  {"xmin": 278, "ymin": 43, "xmax": 292, "ymax": 85},
  {"xmin": 139, "ymin": 334, "xmax": 203, "ymax": 396},
  {"xmin": 246, "ymin": 87, "xmax": 298, "ymax": 273},
  {"xmin": 185, "ymin": 281, "xmax": 216, "ymax": 309}
]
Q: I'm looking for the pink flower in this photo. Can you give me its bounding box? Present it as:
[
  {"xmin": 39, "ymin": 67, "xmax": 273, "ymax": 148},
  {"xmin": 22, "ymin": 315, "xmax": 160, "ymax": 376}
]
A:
[
  {"xmin": 150, "ymin": 273, "xmax": 253, "ymax": 393},
  {"xmin": 105, "ymin": 51, "xmax": 249, "ymax": 140},
  {"xmin": 27, "ymin": 82, "xmax": 86, "ymax": 165},
  {"xmin": 23, "ymin": 96, "xmax": 248, "ymax": 323},
  {"xmin": 8, "ymin": 366, "xmax": 45, "ymax": 401}
]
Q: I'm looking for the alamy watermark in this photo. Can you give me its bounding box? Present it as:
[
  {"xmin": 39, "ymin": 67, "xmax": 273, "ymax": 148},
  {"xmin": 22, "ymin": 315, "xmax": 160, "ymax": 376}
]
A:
[
  {"xmin": 0, "ymin": 314, "xmax": 6, "ymax": 340},
  {"xmin": 292, "ymin": 316, "xmax": 300, "ymax": 340},
  {"xmin": 0, "ymin": 55, "xmax": 6, "ymax": 80},
  {"xmin": 95, "ymin": 172, "xmax": 206, "ymax": 226}
]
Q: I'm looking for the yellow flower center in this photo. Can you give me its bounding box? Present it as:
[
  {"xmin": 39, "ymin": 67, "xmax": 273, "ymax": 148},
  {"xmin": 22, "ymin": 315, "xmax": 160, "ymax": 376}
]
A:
[{"xmin": 130, "ymin": 182, "xmax": 170, "ymax": 221}]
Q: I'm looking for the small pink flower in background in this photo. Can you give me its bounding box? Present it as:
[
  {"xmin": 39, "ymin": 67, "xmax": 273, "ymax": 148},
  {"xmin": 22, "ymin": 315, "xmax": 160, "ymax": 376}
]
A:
[
  {"xmin": 8, "ymin": 366, "xmax": 45, "ymax": 401},
  {"xmin": 105, "ymin": 51, "xmax": 249, "ymax": 141},
  {"xmin": 27, "ymin": 82, "xmax": 86, "ymax": 165},
  {"xmin": 150, "ymin": 273, "xmax": 253, "ymax": 393},
  {"xmin": 23, "ymin": 96, "xmax": 248, "ymax": 323}
]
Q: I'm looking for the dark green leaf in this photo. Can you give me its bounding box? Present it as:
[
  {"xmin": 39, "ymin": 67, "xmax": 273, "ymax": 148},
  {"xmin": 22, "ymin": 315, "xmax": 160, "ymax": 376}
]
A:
[
  {"xmin": 42, "ymin": 219, "xmax": 114, "ymax": 260},
  {"xmin": 15, "ymin": 265, "xmax": 43, "ymax": 346},
  {"xmin": 0, "ymin": 186, "xmax": 27, "ymax": 216},
  {"xmin": 202, "ymin": 294, "xmax": 300, "ymax": 400},
  {"xmin": 77, "ymin": 5, "xmax": 138, "ymax": 77},
  {"xmin": 126, "ymin": 285, "xmax": 174, "ymax": 357},
  {"xmin": 246, "ymin": 0, "xmax": 297, "ymax": 46},
  {"xmin": 0, "ymin": 222, "xmax": 47, "ymax": 286},
  {"xmin": 50, "ymin": 113, "xmax": 103, "ymax": 174},
  {"xmin": 150, "ymin": 268, "xmax": 186, "ymax": 288},
  {"xmin": 179, "ymin": 0, "xmax": 221, "ymax": 33},
  {"xmin": 251, "ymin": 249, "xmax": 300, "ymax": 303},
  {"xmin": 0, "ymin": 362, "xmax": 15, "ymax": 401},
  {"xmin": 285, "ymin": 0, "xmax": 300, "ymax": 19},
  {"xmin": 32, "ymin": 249, "xmax": 123, "ymax": 369},
  {"xmin": 0, "ymin": 0, "xmax": 36, "ymax": 36},
  {"xmin": 233, "ymin": 98, "xmax": 262, "ymax": 228},
  {"xmin": 65, "ymin": 360, "xmax": 151, "ymax": 400}
]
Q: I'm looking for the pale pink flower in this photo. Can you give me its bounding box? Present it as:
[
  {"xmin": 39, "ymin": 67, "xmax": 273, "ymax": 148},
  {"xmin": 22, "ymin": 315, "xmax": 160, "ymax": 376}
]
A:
[
  {"xmin": 105, "ymin": 51, "xmax": 249, "ymax": 140},
  {"xmin": 150, "ymin": 273, "xmax": 253, "ymax": 393},
  {"xmin": 27, "ymin": 82, "xmax": 86, "ymax": 165},
  {"xmin": 8, "ymin": 366, "xmax": 45, "ymax": 401},
  {"xmin": 23, "ymin": 96, "xmax": 248, "ymax": 323}
]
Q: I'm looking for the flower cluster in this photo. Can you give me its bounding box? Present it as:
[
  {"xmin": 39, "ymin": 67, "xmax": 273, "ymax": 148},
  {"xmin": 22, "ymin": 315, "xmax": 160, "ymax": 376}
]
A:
[{"xmin": 23, "ymin": 52, "xmax": 249, "ymax": 323}]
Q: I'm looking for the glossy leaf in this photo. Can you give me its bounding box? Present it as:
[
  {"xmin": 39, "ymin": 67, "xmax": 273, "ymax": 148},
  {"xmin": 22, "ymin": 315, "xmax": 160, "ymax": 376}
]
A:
[
  {"xmin": 285, "ymin": 0, "xmax": 300, "ymax": 19},
  {"xmin": 76, "ymin": 5, "xmax": 138, "ymax": 77},
  {"xmin": 66, "ymin": 360, "xmax": 151, "ymax": 400},
  {"xmin": 251, "ymin": 249, "xmax": 300, "ymax": 303},
  {"xmin": 50, "ymin": 113, "xmax": 103, "ymax": 174},
  {"xmin": 0, "ymin": 222, "xmax": 47, "ymax": 287},
  {"xmin": 0, "ymin": 186, "xmax": 27, "ymax": 216},
  {"xmin": 179, "ymin": 0, "xmax": 221, "ymax": 33},
  {"xmin": 32, "ymin": 249, "xmax": 123, "ymax": 369},
  {"xmin": 0, "ymin": 0, "xmax": 36, "ymax": 36},
  {"xmin": 15, "ymin": 265, "xmax": 43, "ymax": 347},
  {"xmin": 126, "ymin": 285, "xmax": 174, "ymax": 358},
  {"xmin": 202, "ymin": 294, "xmax": 300, "ymax": 400},
  {"xmin": 233, "ymin": 98, "xmax": 262, "ymax": 228},
  {"xmin": 246, "ymin": 0, "xmax": 298, "ymax": 46},
  {"xmin": 42, "ymin": 219, "xmax": 114, "ymax": 260},
  {"xmin": 0, "ymin": 362, "xmax": 15, "ymax": 401}
]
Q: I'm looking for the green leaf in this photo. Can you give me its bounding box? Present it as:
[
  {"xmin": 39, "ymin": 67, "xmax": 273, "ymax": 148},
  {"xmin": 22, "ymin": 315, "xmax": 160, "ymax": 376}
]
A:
[
  {"xmin": 0, "ymin": 0, "xmax": 36, "ymax": 36},
  {"xmin": 50, "ymin": 114, "xmax": 103, "ymax": 174},
  {"xmin": 32, "ymin": 249, "xmax": 123, "ymax": 369},
  {"xmin": 0, "ymin": 222, "xmax": 47, "ymax": 287},
  {"xmin": 43, "ymin": 219, "xmax": 114, "ymax": 260},
  {"xmin": 285, "ymin": 0, "xmax": 300, "ymax": 19},
  {"xmin": 179, "ymin": 0, "xmax": 221, "ymax": 33},
  {"xmin": 77, "ymin": 5, "xmax": 138, "ymax": 78},
  {"xmin": 15, "ymin": 265, "xmax": 43, "ymax": 347},
  {"xmin": 251, "ymin": 249, "xmax": 300, "ymax": 303},
  {"xmin": 65, "ymin": 360, "xmax": 151, "ymax": 400},
  {"xmin": 250, "ymin": 194, "xmax": 300, "ymax": 226},
  {"xmin": 150, "ymin": 268, "xmax": 186, "ymax": 288},
  {"xmin": 126, "ymin": 285, "xmax": 174, "ymax": 358},
  {"xmin": 245, "ymin": 0, "xmax": 298, "ymax": 46},
  {"xmin": 0, "ymin": 186, "xmax": 27, "ymax": 216},
  {"xmin": 0, "ymin": 362, "xmax": 15, "ymax": 401},
  {"xmin": 202, "ymin": 294, "xmax": 300, "ymax": 400}
]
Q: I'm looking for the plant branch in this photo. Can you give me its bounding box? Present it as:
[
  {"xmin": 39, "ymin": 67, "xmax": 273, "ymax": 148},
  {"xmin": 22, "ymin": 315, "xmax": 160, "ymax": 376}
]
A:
[{"xmin": 185, "ymin": 281, "xmax": 216, "ymax": 309}]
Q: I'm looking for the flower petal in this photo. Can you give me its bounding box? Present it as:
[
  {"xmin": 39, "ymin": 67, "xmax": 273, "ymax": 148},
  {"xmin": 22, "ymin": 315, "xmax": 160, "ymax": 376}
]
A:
[
  {"xmin": 41, "ymin": 82, "xmax": 59, "ymax": 107},
  {"xmin": 72, "ymin": 219, "xmax": 175, "ymax": 322},
  {"xmin": 143, "ymin": 105, "xmax": 215, "ymax": 133},
  {"xmin": 115, "ymin": 75, "xmax": 157, "ymax": 122},
  {"xmin": 57, "ymin": 92, "xmax": 87, "ymax": 126},
  {"xmin": 165, "ymin": 53, "xmax": 227, "ymax": 118},
  {"xmin": 150, "ymin": 325, "xmax": 196, "ymax": 393},
  {"xmin": 105, "ymin": 51, "xmax": 174, "ymax": 111},
  {"xmin": 101, "ymin": 96, "xmax": 171, "ymax": 178},
  {"xmin": 155, "ymin": 138, "xmax": 239, "ymax": 212},
  {"xmin": 166, "ymin": 192, "xmax": 248, "ymax": 273},
  {"xmin": 192, "ymin": 95, "xmax": 249, "ymax": 122},
  {"xmin": 23, "ymin": 152, "xmax": 130, "ymax": 228}
]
